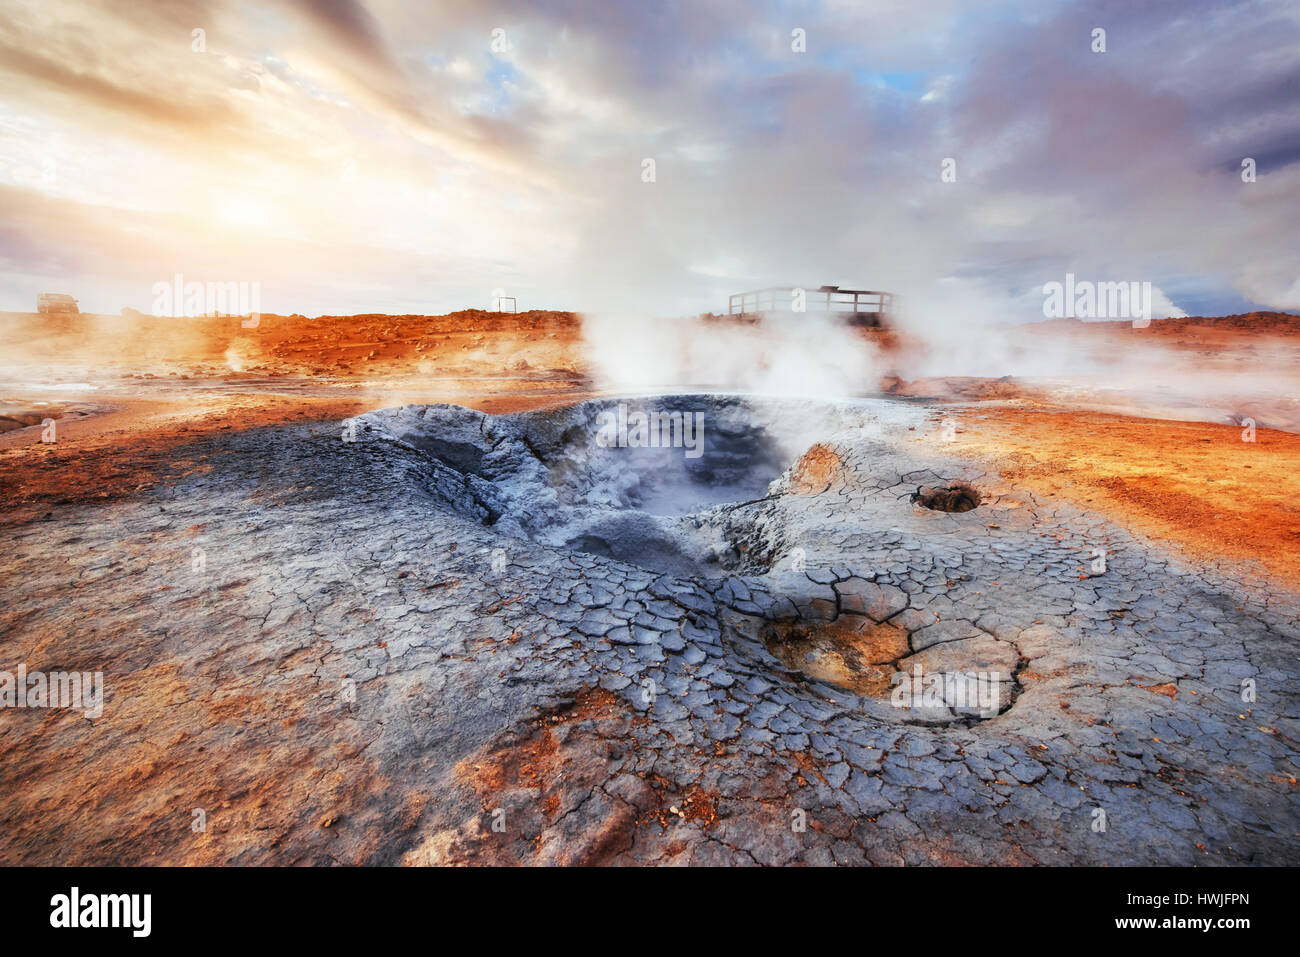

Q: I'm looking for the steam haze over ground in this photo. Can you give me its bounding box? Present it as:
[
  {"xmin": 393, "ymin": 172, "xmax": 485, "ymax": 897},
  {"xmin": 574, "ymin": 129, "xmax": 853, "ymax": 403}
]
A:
[{"xmin": 581, "ymin": 312, "xmax": 889, "ymax": 396}]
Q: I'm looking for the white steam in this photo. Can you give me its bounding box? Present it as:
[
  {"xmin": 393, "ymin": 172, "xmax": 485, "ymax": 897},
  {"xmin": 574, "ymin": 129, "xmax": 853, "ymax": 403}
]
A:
[{"xmin": 579, "ymin": 312, "xmax": 887, "ymax": 397}]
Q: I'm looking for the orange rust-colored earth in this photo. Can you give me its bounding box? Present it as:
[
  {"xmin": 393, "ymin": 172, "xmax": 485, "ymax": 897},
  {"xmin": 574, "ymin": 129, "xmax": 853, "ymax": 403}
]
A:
[
  {"xmin": 0, "ymin": 310, "xmax": 595, "ymax": 521},
  {"xmin": 936, "ymin": 407, "xmax": 1300, "ymax": 585},
  {"xmin": 788, "ymin": 442, "xmax": 847, "ymax": 494}
]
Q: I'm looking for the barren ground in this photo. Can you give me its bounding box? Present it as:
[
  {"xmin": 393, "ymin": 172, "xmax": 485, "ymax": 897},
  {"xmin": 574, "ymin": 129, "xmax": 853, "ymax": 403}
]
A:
[{"xmin": 1, "ymin": 309, "xmax": 1296, "ymax": 865}]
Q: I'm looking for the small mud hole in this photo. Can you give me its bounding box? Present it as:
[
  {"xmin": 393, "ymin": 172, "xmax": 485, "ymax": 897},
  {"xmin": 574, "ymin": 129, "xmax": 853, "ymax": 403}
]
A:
[
  {"xmin": 761, "ymin": 617, "xmax": 910, "ymax": 696},
  {"xmin": 912, "ymin": 482, "xmax": 981, "ymax": 512}
]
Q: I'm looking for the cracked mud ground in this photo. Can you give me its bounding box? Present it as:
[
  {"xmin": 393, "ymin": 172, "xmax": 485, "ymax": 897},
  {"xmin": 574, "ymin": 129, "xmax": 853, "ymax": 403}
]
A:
[{"xmin": 1, "ymin": 394, "xmax": 1297, "ymax": 865}]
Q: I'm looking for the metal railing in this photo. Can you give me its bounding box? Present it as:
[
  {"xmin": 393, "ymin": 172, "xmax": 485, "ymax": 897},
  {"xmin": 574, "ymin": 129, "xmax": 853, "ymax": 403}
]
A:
[{"xmin": 728, "ymin": 286, "xmax": 892, "ymax": 319}]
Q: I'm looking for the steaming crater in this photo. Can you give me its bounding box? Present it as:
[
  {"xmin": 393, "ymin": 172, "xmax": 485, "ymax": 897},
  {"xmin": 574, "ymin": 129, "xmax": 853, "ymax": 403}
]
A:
[
  {"xmin": 348, "ymin": 394, "xmax": 1026, "ymax": 724},
  {"xmin": 351, "ymin": 395, "xmax": 901, "ymax": 576}
]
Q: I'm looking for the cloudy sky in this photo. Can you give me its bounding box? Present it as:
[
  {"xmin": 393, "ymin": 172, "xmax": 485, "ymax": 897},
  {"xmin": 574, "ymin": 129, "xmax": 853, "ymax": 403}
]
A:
[{"xmin": 1, "ymin": 0, "xmax": 1297, "ymax": 319}]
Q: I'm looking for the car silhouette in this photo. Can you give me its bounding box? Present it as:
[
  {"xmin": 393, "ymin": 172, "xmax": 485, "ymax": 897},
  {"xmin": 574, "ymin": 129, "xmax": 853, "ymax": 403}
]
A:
[{"xmin": 37, "ymin": 293, "xmax": 80, "ymax": 315}]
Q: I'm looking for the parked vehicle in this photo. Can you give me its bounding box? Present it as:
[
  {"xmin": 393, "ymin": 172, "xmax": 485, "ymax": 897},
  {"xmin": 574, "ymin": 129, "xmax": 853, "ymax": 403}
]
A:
[{"xmin": 37, "ymin": 293, "xmax": 80, "ymax": 315}]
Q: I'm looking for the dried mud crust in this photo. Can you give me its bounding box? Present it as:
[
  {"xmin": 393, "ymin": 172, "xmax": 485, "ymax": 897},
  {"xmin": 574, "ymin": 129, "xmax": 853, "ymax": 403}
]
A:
[{"xmin": 0, "ymin": 395, "xmax": 1296, "ymax": 866}]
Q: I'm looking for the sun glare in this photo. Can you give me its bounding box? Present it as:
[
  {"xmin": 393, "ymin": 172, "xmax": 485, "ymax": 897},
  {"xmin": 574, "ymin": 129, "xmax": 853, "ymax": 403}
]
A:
[{"xmin": 217, "ymin": 195, "xmax": 272, "ymax": 228}]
